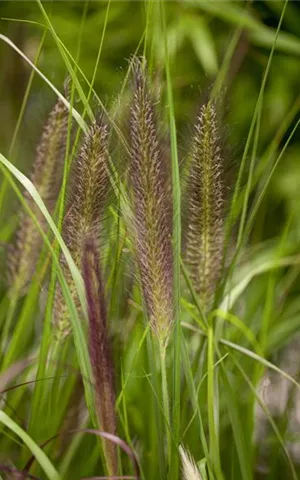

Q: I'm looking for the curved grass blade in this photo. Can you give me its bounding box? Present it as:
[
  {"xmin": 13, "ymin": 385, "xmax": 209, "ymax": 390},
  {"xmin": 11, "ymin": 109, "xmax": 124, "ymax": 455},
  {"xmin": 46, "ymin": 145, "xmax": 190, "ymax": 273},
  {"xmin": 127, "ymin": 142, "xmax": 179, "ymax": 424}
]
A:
[
  {"xmin": 0, "ymin": 152, "xmax": 96, "ymax": 426},
  {"xmin": 232, "ymin": 357, "xmax": 298, "ymax": 480},
  {"xmin": 0, "ymin": 410, "xmax": 60, "ymax": 480},
  {"xmin": 220, "ymin": 253, "xmax": 300, "ymax": 313},
  {"xmin": 185, "ymin": 321, "xmax": 300, "ymax": 395},
  {"xmin": 160, "ymin": 3, "xmax": 181, "ymax": 477},
  {"xmin": 0, "ymin": 34, "xmax": 86, "ymax": 132},
  {"xmin": 36, "ymin": 0, "xmax": 94, "ymax": 123}
]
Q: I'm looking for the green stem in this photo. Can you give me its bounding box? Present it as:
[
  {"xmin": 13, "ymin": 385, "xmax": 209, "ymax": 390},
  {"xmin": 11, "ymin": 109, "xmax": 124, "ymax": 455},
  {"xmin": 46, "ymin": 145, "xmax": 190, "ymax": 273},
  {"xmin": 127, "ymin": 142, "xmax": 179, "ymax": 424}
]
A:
[
  {"xmin": 148, "ymin": 333, "xmax": 166, "ymax": 480},
  {"xmin": 0, "ymin": 296, "xmax": 17, "ymax": 363},
  {"xmin": 160, "ymin": 2, "xmax": 181, "ymax": 478},
  {"xmin": 207, "ymin": 325, "xmax": 224, "ymax": 480},
  {"xmin": 160, "ymin": 342, "xmax": 171, "ymax": 465}
]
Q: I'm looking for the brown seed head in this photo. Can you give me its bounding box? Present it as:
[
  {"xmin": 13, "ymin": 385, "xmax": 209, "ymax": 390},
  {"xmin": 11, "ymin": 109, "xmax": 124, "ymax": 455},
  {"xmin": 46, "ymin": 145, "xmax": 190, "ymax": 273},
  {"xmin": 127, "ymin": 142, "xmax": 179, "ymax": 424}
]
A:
[
  {"xmin": 129, "ymin": 58, "xmax": 173, "ymax": 343},
  {"xmin": 7, "ymin": 94, "xmax": 69, "ymax": 298},
  {"xmin": 53, "ymin": 119, "xmax": 111, "ymax": 339},
  {"xmin": 185, "ymin": 101, "xmax": 224, "ymax": 309}
]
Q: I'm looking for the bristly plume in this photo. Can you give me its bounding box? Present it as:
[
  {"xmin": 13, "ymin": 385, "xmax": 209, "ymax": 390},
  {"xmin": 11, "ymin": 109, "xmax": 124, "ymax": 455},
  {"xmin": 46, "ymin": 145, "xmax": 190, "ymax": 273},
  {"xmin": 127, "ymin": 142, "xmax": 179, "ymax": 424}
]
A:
[
  {"xmin": 129, "ymin": 57, "xmax": 173, "ymax": 344},
  {"xmin": 83, "ymin": 235, "xmax": 117, "ymax": 476},
  {"xmin": 179, "ymin": 446, "xmax": 202, "ymax": 480},
  {"xmin": 53, "ymin": 119, "xmax": 110, "ymax": 339},
  {"xmin": 184, "ymin": 101, "xmax": 224, "ymax": 309},
  {"xmin": 7, "ymin": 93, "xmax": 69, "ymax": 298}
]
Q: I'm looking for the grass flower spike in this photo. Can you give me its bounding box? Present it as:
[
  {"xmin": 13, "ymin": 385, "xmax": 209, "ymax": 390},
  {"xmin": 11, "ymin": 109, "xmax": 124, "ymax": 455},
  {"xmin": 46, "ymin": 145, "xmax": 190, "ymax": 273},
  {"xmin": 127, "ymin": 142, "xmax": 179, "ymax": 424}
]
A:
[
  {"xmin": 53, "ymin": 119, "xmax": 110, "ymax": 338},
  {"xmin": 179, "ymin": 446, "xmax": 202, "ymax": 480},
  {"xmin": 185, "ymin": 100, "xmax": 224, "ymax": 309},
  {"xmin": 83, "ymin": 235, "xmax": 117, "ymax": 476},
  {"xmin": 7, "ymin": 94, "xmax": 69, "ymax": 297},
  {"xmin": 129, "ymin": 57, "xmax": 173, "ymax": 344}
]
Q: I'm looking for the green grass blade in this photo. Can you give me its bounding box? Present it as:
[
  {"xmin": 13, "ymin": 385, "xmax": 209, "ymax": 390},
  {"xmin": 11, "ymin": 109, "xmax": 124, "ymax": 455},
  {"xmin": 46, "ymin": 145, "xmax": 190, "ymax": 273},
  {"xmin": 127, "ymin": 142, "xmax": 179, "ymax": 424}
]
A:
[
  {"xmin": 219, "ymin": 364, "xmax": 252, "ymax": 480},
  {"xmin": 182, "ymin": 323, "xmax": 300, "ymax": 393},
  {"xmin": 196, "ymin": 1, "xmax": 300, "ymax": 56},
  {"xmin": 181, "ymin": 336, "xmax": 214, "ymax": 479},
  {"xmin": 0, "ymin": 34, "xmax": 86, "ymax": 132},
  {"xmin": 0, "ymin": 29, "xmax": 47, "ymax": 221},
  {"xmin": 160, "ymin": 2, "xmax": 182, "ymax": 478},
  {"xmin": 232, "ymin": 356, "xmax": 298, "ymax": 480},
  {"xmin": 247, "ymin": 118, "xmax": 300, "ymax": 233},
  {"xmin": 0, "ymin": 153, "xmax": 96, "ymax": 425},
  {"xmin": 220, "ymin": 253, "xmax": 300, "ymax": 313},
  {"xmin": 207, "ymin": 326, "xmax": 223, "ymax": 480},
  {"xmin": 221, "ymin": 340, "xmax": 300, "ymax": 393},
  {"xmin": 212, "ymin": 309, "xmax": 262, "ymax": 355},
  {"xmin": 0, "ymin": 410, "xmax": 61, "ymax": 480},
  {"xmin": 226, "ymin": 0, "xmax": 288, "ymax": 257},
  {"xmin": 36, "ymin": 0, "xmax": 94, "ymax": 122}
]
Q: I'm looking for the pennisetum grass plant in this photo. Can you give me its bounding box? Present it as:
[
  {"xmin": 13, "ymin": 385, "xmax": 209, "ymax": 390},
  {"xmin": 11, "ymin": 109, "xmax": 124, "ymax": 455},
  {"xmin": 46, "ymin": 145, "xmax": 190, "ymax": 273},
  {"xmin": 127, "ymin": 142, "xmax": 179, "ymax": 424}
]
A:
[
  {"xmin": 129, "ymin": 56, "xmax": 174, "ymax": 471},
  {"xmin": 52, "ymin": 116, "xmax": 117, "ymax": 475},
  {"xmin": 183, "ymin": 100, "xmax": 226, "ymax": 479},
  {"xmin": 1, "ymin": 2, "xmax": 298, "ymax": 476}
]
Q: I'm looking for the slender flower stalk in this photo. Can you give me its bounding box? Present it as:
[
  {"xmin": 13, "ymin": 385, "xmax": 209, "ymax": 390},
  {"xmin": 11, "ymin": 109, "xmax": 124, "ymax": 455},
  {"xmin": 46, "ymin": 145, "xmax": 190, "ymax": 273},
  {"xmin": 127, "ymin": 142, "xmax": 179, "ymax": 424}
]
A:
[
  {"xmin": 7, "ymin": 95, "xmax": 69, "ymax": 298},
  {"xmin": 185, "ymin": 101, "xmax": 224, "ymax": 310},
  {"xmin": 179, "ymin": 446, "xmax": 202, "ymax": 480},
  {"xmin": 83, "ymin": 235, "xmax": 117, "ymax": 476},
  {"xmin": 53, "ymin": 119, "xmax": 110, "ymax": 339},
  {"xmin": 129, "ymin": 57, "xmax": 173, "ymax": 345}
]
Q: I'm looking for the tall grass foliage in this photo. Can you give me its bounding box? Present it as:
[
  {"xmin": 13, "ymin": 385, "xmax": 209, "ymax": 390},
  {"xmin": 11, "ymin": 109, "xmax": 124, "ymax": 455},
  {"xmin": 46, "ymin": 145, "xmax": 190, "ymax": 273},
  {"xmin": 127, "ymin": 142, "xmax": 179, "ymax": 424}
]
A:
[{"xmin": 0, "ymin": 1, "xmax": 300, "ymax": 479}]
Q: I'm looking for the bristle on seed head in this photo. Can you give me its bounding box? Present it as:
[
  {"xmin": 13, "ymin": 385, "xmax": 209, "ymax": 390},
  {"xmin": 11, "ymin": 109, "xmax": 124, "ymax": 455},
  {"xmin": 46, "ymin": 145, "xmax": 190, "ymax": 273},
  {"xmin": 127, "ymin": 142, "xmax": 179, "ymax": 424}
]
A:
[{"xmin": 180, "ymin": 446, "xmax": 202, "ymax": 480}]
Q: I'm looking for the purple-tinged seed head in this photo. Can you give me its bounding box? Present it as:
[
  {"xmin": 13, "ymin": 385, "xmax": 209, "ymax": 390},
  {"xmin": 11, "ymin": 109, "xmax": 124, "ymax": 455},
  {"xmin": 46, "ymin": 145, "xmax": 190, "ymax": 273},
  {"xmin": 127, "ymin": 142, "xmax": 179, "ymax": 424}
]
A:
[
  {"xmin": 53, "ymin": 118, "xmax": 111, "ymax": 339},
  {"xmin": 129, "ymin": 57, "xmax": 174, "ymax": 344},
  {"xmin": 83, "ymin": 234, "xmax": 117, "ymax": 476}
]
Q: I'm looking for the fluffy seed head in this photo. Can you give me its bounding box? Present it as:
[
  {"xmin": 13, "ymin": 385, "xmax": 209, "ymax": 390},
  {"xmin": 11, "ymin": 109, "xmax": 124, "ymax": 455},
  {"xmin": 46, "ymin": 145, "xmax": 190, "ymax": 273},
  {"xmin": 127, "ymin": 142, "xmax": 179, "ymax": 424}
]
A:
[
  {"xmin": 7, "ymin": 94, "xmax": 69, "ymax": 298},
  {"xmin": 180, "ymin": 446, "xmax": 202, "ymax": 480},
  {"xmin": 184, "ymin": 101, "xmax": 224, "ymax": 309},
  {"xmin": 53, "ymin": 119, "xmax": 111, "ymax": 339},
  {"xmin": 129, "ymin": 57, "xmax": 173, "ymax": 343}
]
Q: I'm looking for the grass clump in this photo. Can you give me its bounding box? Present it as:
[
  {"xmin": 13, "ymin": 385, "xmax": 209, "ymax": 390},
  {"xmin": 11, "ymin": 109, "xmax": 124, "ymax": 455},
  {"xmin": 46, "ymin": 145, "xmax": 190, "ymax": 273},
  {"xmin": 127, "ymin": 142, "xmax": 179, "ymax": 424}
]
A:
[{"xmin": 1, "ymin": 2, "xmax": 300, "ymax": 479}]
